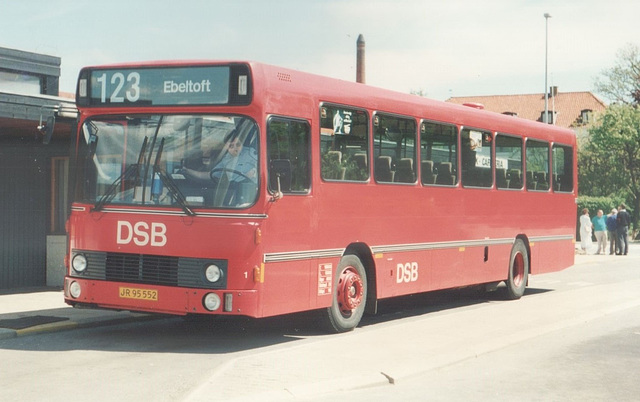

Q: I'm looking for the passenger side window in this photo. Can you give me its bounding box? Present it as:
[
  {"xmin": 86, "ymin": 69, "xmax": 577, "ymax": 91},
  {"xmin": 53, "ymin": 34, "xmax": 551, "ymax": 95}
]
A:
[
  {"xmin": 461, "ymin": 128, "xmax": 493, "ymax": 188},
  {"xmin": 495, "ymin": 134, "xmax": 523, "ymax": 190},
  {"xmin": 373, "ymin": 113, "xmax": 417, "ymax": 183},
  {"xmin": 267, "ymin": 117, "xmax": 311, "ymax": 193},
  {"xmin": 552, "ymin": 144, "xmax": 573, "ymax": 192},
  {"xmin": 320, "ymin": 105, "xmax": 369, "ymax": 182},
  {"xmin": 420, "ymin": 121, "xmax": 458, "ymax": 186},
  {"xmin": 525, "ymin": 140, "xmax": 550, "ymax": 191}
]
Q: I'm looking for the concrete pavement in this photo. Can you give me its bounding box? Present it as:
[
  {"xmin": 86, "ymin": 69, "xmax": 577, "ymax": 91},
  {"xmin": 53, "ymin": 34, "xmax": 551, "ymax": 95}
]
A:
[
  {"xmin": 0, "ymin": 288, "xmax": 155, "ymax": 339},
  {"xmin": 0, "ymin": 242, "xmax": 636, "ymax": 340}
]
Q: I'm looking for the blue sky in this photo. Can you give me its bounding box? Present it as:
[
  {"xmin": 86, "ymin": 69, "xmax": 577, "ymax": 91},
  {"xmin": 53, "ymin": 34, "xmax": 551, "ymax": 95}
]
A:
[{"xmin": 2, "ymin": 0, "xmax": 639, "ymax": 101}]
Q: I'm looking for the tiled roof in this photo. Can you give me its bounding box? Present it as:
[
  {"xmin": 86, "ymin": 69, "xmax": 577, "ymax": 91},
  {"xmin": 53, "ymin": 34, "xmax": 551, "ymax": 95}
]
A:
[{"xmin": 446, "ymin": 91, "xmax": 607, "ymax": 129}]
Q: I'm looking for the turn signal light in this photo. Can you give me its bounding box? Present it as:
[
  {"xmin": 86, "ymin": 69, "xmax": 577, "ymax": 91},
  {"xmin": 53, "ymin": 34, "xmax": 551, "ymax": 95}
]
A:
[{"xmin": 253, "ymin": 264, "xmax": 264, "ymax": 283}]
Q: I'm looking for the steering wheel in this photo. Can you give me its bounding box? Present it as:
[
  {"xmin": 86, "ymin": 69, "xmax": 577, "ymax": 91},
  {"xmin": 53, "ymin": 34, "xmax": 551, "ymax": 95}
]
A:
[{"xmin": 210, "ymin": 167, "xmax": 253, "ymax": 182}]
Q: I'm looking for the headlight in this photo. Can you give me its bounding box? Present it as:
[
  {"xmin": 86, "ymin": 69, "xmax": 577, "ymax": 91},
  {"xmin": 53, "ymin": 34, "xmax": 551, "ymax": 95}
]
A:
[
  {"xmin": 203, "ymin": 293, "xmax": 221, "ymax": 311},
  {"xmin": 72, "ymin": 254, "xmax": 88, "ymax": 273},
  {"xmin": 205, "ymin": 264, "xmax": 223, "ymax": 283},
  {"xmin": 69, "ymin": 281, "xmax": 82, "ymax": 298}
]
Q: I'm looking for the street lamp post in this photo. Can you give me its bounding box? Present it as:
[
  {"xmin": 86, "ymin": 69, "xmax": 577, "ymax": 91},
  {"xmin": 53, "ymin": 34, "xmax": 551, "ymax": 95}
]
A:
[{"xmin": 544, "ymin": 13, "xmax": 552, "ymax": 124}]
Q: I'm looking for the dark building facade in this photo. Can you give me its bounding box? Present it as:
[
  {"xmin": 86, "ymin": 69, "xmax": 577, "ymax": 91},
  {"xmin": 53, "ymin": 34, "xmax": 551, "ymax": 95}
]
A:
[{"xmin": 0, "ymin": 47, "xmax": 76, "ymax": 290}]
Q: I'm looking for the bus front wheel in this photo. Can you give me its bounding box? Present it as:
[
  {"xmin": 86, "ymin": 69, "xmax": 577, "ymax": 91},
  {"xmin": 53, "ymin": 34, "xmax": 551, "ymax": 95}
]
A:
[
  {"xmin": 321, "ymin": 254, "xmax": 367, "ymax": 333},
  {"xmin": 506, "ymin": 239, "xmax": 529, "ymax": 300}
]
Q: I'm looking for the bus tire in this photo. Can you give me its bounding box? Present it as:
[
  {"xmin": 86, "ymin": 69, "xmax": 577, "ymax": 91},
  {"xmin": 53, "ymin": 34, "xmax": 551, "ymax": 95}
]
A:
[
  {"xmin": 321, "ymin": 254, "xmax": 367, "ymax": 333},
  {"xmin": 506, "ymin": 239, "xmax": 529, "ymax": 300}
]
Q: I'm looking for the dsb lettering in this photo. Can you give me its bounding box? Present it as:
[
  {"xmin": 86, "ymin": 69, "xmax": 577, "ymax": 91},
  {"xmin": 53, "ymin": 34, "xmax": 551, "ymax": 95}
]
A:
[
  {"xmin": 396, "ymin": 262, "xmax": 419, "ymax": 283},
  {"xmin": 117, "ymin": 221, "xmax": 167, "ymax": 247}
]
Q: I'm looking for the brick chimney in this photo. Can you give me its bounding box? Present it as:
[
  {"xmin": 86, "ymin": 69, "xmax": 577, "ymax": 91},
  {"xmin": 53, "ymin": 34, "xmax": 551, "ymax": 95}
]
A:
[{"xmin": 356, "ymin": 34, "xmax": 365, "ymax": 84}]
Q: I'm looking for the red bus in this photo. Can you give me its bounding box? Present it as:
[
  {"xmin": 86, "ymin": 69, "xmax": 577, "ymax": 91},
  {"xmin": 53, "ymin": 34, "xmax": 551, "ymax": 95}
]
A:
[{"xmin": 64, "ymin": 61, "xmax": 576, "ymax": 332}]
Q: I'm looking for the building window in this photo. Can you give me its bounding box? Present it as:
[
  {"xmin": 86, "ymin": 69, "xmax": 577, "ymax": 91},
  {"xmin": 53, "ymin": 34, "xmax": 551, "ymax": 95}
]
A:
[
  {"xmin": 0, "ymin": 70, "xmax": 42, "ymax": 95},
  {"xmin": 540, "ymin": 110, "xmax": 557, "ymax": 124}
]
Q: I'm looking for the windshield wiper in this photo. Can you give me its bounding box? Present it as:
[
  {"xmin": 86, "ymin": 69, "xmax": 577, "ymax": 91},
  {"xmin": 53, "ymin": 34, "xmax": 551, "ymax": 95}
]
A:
[
  {"xmin": 92, "ymin": 137, "xmax": 148, "ymax": 212},
  {"xmin": 153, "ymin": 138, "xmax": 195, "ymax": 216}
]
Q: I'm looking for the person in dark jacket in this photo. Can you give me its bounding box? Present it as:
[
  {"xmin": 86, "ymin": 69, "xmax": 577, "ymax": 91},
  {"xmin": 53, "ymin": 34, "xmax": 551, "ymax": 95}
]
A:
[
  {"xmin": 606, "ymin": 208, "xmax": 619, "ymax": 255},
  {"xmin": 616, "ymin": 203, "xmax": 631, "ymax": 255}
]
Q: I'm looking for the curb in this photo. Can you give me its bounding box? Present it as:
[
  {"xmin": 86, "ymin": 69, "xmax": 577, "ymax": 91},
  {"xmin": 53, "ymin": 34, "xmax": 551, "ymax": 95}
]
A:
[{"xmin": 0, "ymin": 313, "xmax": 162, "ymax": 340}]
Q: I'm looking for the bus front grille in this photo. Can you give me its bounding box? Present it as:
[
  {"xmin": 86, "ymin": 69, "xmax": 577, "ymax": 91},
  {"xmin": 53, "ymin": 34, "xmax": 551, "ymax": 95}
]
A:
[
  {"xmin": 71, "ymin": 250, "xmax": 227, "ymax": 289},
  {"xmin": 106, "ymin": 253, "xmax": 179, "ymax": 285}
]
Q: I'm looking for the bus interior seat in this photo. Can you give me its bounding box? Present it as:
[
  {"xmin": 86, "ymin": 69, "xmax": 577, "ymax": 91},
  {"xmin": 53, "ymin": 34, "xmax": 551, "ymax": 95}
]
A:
[
  {"xmin": 464, "ymin": 167, "xmax": 491, "ymax": 187},
  {"xmin": 353, "ymin": 153, "xmax": 367, "ymax": 170},
  {"xmin": 508, "ymin": 169, "xmax": 522, "ymax": 189},
  {"xmin": 526, "ymin": 171, "xmax": 536, "ymax": 190},
  {"xmin": 395, "ymin": 158, "xmax": 415, "ymax": 183},
  {"xmin": 496, "ymin": 168, "xmax": 508, "ymax": 188},
  {"xmin": 327, "ymin": 150, "xmax": 342, "ymax": 164},
  {"xmin": 421, "ymin": 160, "xmax": 436, "ymax": 184},
  {"xmin": 375, "ymin": 156, "xmax": 394, "ymax": 182},
  {"xmin": 435, "ymin": 162, "xmax": 455, "ymax": 185},
  {"xmin": 481, "ymin": 168, "xmax": 492, "ymax": 187},
  {"xmin": 554, "ymin": 173, "xmax": 568, "ymax": 191},
  {"xmin": 326, "ymin": 151, "xmax": 346, "ymax": 180},
  {"xmin": 535, "ymin": 171, "xmax": 549, "ymax": 189},
  {"xmin": 558, "ymin": 174, "xmax": 571, "ymax": 191}
]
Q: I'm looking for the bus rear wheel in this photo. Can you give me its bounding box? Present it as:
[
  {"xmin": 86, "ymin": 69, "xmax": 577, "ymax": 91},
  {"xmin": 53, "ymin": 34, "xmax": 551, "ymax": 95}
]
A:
[
  {"xmin": 506, "ymin": 239, "xmax": 529, "ymax": 300},
  {"xmin": 321, "ymin": 254, "xmax": 367, "ymax": 333}
]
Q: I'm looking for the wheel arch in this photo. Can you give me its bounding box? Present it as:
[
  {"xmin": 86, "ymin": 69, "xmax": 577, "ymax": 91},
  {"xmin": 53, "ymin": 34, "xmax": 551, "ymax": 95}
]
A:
[{"xmin": 344, "ymin": 242, "xmax": 378, "ymax": 315}]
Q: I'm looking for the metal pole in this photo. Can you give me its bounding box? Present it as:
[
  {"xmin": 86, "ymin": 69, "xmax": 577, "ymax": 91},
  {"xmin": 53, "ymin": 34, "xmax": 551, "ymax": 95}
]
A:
[{"xmin": 544, "ymin": 13, "xmax": 552, "ymax": 124}]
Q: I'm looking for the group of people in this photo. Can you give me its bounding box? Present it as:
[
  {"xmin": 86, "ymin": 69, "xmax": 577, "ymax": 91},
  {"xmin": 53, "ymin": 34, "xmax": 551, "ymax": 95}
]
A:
[{"xmin": 579, "ymin": 203, "xmax": 631, "ymax": 255}]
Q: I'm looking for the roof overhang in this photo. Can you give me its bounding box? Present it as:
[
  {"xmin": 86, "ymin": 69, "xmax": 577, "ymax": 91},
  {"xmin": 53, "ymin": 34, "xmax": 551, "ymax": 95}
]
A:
[{"xmin": 0, "ymin": 91, "xmax": 76, "ymax": 140}]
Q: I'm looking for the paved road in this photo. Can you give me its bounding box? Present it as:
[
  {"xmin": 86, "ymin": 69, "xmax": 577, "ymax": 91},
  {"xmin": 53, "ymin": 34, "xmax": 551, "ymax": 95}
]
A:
[{"xmin": 0, "ymin": 246, "xmax": 638, "ymax": 401}]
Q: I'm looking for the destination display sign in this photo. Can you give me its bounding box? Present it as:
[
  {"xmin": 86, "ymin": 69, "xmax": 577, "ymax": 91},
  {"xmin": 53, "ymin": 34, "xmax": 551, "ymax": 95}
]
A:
[{"xmin": 77, "ymin": 64, "xmax": 252, "ymax": 107}]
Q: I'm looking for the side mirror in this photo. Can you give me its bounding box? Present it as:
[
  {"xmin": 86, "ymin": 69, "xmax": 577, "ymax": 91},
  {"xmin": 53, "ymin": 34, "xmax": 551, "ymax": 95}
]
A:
[
  {"xmin": 86, "ymin": 122, "xmax": 99, "ymax": 156},
  {"xmin": 43, "ymin": 116, "xmax": 55, "ymax": 144},
  {"xmin": 269, "ymin": 159, "xmax": 291, "ymax": 201},
  {"xmin": 38, "ymin": 115, "xmax": 56, "ymax": 144}
]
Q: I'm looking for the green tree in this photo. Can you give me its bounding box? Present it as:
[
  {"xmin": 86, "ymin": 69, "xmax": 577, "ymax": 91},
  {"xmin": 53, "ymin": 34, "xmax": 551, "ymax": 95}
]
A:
[
  {"xmin": 585, "ymin": 104, "xmax": 640, "ymax": 236},
  {"xmin": 593, "ymin": 43, "xmax": 640, "ymax": 105},
  {"xmin": 578, "ymin": 136, "xmax": 627, "ymax": 197}
]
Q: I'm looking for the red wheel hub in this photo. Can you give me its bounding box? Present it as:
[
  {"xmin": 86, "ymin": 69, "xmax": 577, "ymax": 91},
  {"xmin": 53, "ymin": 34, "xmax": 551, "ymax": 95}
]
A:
[
  {"xmin": 337, "ymin": 267, "xmax": 364, "ymax": 314},
  {"xmin": 512, "ymin": 253, "xmax": 524, "ymax": 287}
]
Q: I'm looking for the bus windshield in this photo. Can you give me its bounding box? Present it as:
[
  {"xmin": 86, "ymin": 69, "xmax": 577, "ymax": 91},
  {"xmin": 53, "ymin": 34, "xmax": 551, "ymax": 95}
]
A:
[{"xmin": 77, "ymin": 114, "xmax": 259, "ymax": 211}]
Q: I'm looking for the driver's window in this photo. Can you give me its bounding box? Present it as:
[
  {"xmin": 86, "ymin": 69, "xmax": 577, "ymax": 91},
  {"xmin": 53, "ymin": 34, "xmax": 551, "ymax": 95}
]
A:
[{"xmin": 267, "ymin": 117, "xmax": 311, "ymax": 193}]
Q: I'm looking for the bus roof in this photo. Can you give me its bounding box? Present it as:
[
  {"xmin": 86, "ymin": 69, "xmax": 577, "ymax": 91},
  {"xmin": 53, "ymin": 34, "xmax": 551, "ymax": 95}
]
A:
[
  {"xmin": 77, "ymin": 59, "xmax": 576, "ymax": 145},
  {"xmin": 249, "ymin": 61, "xmax": 576, "ymax": 144}
]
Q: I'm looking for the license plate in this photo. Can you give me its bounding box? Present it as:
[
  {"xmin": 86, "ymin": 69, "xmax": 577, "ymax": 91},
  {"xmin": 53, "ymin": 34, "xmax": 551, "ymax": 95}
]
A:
[{"xmin": 119, "ymin": 287, "xmax": 158, "ymax": 301}]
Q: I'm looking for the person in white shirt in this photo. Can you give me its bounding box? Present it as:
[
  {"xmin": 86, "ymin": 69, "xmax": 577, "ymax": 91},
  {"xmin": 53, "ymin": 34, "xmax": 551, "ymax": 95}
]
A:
[{"xmin": 579, "ymin": 208, "xmax": 593, "ymax": 254}]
